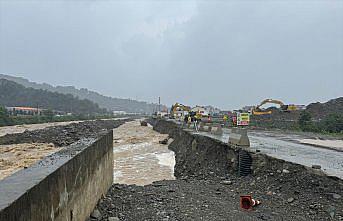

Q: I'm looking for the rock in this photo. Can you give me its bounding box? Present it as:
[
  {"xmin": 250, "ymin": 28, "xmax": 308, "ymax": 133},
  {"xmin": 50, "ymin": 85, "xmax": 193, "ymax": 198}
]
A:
[
  {"xmin": 159, "ymin": 138, "xmax": 168, "ymax": 145},
  {"xmin": 108, "ymin": 217, "xmax": 120, "ymax": 221},
  {"xmin": 312, "ymin": 165, "xmax": 321, "ymax": 169},
  {"xmin": 287, "ymin": 197, "xmax": 295, "ymax": 203},
  {"xmin": 90, "ymin": 209, "xmax": 101, "ymax": 219},
  {"xmin": 140, "ymin": 121, "xmax": 148, "ymax": 126},
  {"xmin": 220, "ymin": 180, "xmax": 232, "ymax": 185},
  {"xmin": 327, "ymin": 206, "xmax": 336, "ymax": 218},
  {"xmin": 282, "ymin": 169, "xmax": 290, "ymax": 174},
  {"xmin": 332, "ymin": 193, "xmax": 341, "ymax": 199},
  {"xmin": 277, "ymin": 170, "xmax": 282, "ymax": 173}
]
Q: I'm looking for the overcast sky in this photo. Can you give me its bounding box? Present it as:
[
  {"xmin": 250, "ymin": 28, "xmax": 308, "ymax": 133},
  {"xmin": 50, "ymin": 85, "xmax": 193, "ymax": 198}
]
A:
[{"xmin": 0, "ymin": 0, "xmax": 342, "ymax": 109}]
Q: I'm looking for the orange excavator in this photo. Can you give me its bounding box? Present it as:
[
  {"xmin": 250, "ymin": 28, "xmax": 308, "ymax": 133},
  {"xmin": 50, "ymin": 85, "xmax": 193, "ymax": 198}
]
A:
[{"xmin": 252, "ymin": 99, "xmax": 297, "ymax": 115}]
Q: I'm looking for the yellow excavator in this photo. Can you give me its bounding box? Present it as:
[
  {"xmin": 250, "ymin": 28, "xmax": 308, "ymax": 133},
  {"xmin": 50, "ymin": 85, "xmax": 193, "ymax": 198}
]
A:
[
  {"xmin": 170, "ymin": 103, "xmax": 191, "ymax": 118},
  {"xmin": 252, "ymin": 99, "xmax": 297, "ymax": 115}
]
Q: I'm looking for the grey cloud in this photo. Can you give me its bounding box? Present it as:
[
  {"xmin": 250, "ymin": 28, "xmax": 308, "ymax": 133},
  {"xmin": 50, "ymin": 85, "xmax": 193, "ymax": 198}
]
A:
[{"xmin": 0, "ymin": 0, "xmax": 342, "ymax": 109}]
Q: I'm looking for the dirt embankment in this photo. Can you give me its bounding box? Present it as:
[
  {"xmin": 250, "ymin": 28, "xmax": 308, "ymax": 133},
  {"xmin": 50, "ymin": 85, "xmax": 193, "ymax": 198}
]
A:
[
  {"xmin": 251, "ymin": 97, "xmax": 343, "ymax": 130},
  {"xmin": 307, "ymin": 97, "xmax": 343, "ymax": 120},
  {"xmin": 0, "ymin": 119, "xmax": 128, "ymax": 147},
  {"xmin": 91, "ymin": 119, "xmax": 342, "ymax": 221}
]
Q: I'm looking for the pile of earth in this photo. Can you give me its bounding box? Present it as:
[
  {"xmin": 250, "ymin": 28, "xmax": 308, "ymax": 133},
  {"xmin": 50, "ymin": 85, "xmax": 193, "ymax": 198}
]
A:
[
  {"xmin": 0, "ymin": 119, "xmax": 129, "ymax": 147},
  {"xmin": 307, "ymin": 97, "xmax": 343, "ymax": 120},
  {"xmin": 90, "ymin": 172, "xmax": 342, "ymax": 221},
  {"xmin": 89, "ymin": 119, "xmax": 343, "ymax": 221}
]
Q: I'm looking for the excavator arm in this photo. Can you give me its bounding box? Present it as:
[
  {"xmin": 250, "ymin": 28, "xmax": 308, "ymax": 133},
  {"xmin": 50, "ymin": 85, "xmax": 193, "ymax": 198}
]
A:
[{"xmin": 253, "ymin": 99, "xmax": 286, "ymax": 115}]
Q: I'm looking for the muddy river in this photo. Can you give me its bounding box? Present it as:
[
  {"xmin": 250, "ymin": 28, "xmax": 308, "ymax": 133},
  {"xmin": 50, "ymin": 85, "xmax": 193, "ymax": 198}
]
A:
[
  {"xmin": 0, "ymin": 143, "xmax": 62, "ymax": 180},
  {"xmin": 112, "ymin": 120, "xmax": 175, "ymax": 186}
]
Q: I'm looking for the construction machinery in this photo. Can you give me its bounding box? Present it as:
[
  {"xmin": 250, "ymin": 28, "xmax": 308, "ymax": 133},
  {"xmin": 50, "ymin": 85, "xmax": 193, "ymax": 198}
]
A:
[
  {"xmin": 170, "ymin": 103, "xmax": 191, "ymax": 119},
  {"xmin": 252, "ymin": 99, "xmax": 298, "ymax": 115}
]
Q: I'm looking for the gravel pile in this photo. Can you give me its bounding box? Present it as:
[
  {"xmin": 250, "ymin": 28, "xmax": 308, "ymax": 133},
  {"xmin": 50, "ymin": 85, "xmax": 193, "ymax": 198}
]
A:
[
  {"xmin": 90, "ymin": 173, "xmax": 342, "ymax": 221},
  {"xmin": 0, "ymin": 119, "xmax": 129, "ymax": 147},
  {"xmin": 307, "ymin": 97, "xmax": 343, "ymax": 120}
]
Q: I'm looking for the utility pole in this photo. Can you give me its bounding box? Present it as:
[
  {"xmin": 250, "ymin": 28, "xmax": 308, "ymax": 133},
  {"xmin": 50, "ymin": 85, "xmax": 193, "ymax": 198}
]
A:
[{"xmin": 158, "ymin": 96, "xmax": 161, "ymax": 112}]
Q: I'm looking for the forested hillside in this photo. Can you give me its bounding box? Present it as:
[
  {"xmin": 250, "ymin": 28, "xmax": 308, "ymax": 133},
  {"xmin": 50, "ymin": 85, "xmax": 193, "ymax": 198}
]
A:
[
  {"xmin": 0, "ymin": 79, "xmax": 107, "ymax": 114},
  {"xmin": 0, "ymin": 74, "xmax": 165, "ymax": 113}
]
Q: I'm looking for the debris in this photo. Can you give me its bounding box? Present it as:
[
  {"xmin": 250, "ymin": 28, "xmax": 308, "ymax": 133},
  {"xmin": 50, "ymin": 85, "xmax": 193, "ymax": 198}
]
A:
[
  {"xmin": 140, "ymin": 121, "xmax": 148, "ymax": 126},
  {"xmin": 287, "ymin": 197, "xmax": 295, "ymax": 203},
  {"xmin": 159, "ymin": 138, "xmax": 169, "ymax": 145},
  {"xmin": 332, "ymin": 193, "xmax": 341, "ymax": 200},
  {"xmin": 327, "ymin": 206, "xmax": 336, "ymax": 219},
  {"xmin": 90, "ymin": 209, "xmax": 101, "ymax": 219},
  {"xmin": 282, "ymin": 169, "xmax": 290, "ymax": 174},
  {"xmin": 220, "ymin": 180, "xmax": 232, "ymax": 185},
  {"xmin": 240, "ymin": 195, "xmax": 261, "ymax": 210},
  {"xmin": 108, "ymin": 217, "xmax": 120, "ymax": 221},
  {"xmin": 312, "ymin": 165, "xmax": 321, "ymax": 169}
]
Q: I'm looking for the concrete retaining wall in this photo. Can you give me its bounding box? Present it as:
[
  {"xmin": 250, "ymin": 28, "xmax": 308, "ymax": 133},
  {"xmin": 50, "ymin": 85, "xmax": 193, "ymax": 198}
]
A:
[{"xmin": 0, "ymin": 130, "xmax": 113, "ymax": 221}]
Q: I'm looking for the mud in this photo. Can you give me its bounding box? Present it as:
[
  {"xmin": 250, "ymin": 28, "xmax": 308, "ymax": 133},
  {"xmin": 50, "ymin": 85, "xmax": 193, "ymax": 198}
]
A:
[
  {"xmin": 0, "ymin": 143, "xmax": 62, "ymax": 180},
  {"xmin": 298, "ymin": 139, "xmax": 343, "ymax": 151},
  {"xmin": 91, "ymin": 119, "xmax": 343, "ymax": 221}
]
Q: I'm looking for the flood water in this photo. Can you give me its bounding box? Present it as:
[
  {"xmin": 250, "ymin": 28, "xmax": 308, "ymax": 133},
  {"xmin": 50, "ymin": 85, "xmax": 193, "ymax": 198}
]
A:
[{"xmin": 112, "ymin": 120, "xmax": 175, "ymax": 186}]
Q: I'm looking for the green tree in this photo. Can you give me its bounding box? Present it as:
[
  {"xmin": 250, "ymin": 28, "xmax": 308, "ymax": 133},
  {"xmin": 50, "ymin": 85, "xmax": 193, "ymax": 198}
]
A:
[
  {"xmin": 42, "ymin": 109, "xmax": 54, "ymax": 121},
  {"xmin": 298, "ymin": 111, "xmax": 316, "ymax": 132},
  {"xmin": 321, "ymin": 114, "xmax": 343, "ymax": 133},
  {"xmin": 0, "ymin": 106, "xmax": 11, "ymax": 126}
]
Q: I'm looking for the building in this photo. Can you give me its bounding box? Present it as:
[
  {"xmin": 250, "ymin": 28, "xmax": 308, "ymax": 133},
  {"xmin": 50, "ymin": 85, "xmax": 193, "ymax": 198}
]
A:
[
  {"xmin": 113, "ymin": 110, "xmax": 127, "ymax": 115},
  {"xmin": 204, "ymin": 105, "xmax": 221, "ymax": 116},
  {"xmin": 242, "ymin": 106, "xmax": 255, "ymax": 113},
  {"xmin": 191, "ymin": 106, "xmax": 209, "ymax": 117},
  {"xmin": 5, "ymin": 106, "xmax": 42, "ymax": 115}
]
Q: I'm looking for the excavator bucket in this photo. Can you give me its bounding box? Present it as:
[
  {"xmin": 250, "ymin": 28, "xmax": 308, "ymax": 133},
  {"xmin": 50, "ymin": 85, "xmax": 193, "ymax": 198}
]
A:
[{"xmin": 229, "ymin": 128, "xmax": 250, "ymax": 147}]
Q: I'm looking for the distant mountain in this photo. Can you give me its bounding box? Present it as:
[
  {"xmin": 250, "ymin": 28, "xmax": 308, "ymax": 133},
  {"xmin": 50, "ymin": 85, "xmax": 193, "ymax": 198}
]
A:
[
  {"xmin": 0, "ymin": 79, "xmax": 107, "ymax": 114},
  {"xmin": 0, "ymin": 74, "xmax": 164, "ymax": 113}
]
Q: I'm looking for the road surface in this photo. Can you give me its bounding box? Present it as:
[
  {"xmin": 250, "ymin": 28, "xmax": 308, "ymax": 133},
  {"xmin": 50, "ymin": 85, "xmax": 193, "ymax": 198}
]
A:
[{"xmin": 196, "ymin": 128, "xmax": 343, "ymax": 179}]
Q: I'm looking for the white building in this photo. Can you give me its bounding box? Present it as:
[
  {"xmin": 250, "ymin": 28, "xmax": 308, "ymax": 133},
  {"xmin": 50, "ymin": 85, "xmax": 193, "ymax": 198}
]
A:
[{"xmin": 191, "ymin": 106, "xmax": 209, "ymax": 116}]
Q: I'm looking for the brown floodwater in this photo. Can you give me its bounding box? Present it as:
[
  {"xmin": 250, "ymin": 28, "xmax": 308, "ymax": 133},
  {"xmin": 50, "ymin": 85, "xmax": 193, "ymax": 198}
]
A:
[
  {"xmin": 0, "ymin": 143, "xmax": 62, "ymax": 180},
  {"xmin": 112, "ymin": 120, "xmax": 175, "ymax": 186}
]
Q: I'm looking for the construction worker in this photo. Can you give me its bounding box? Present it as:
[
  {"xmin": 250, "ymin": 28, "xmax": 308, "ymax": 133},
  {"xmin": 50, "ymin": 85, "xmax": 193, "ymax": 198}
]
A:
[
  {"xmin": 232, "ymin": 115, "xmax": 237, "ymax": 127},
  {"xmin": 194, "ymin": 112, "xmax": 201, "ymax": 132},
  {"xmin": 223, "ymin": 115, "xmax": 228, "ymax": 127},
  {"xmin": 180, "ymin": 114, "xmax": 185, "ymax": 127}
]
